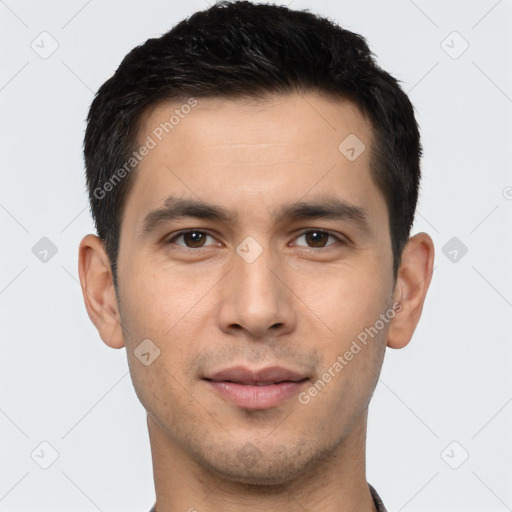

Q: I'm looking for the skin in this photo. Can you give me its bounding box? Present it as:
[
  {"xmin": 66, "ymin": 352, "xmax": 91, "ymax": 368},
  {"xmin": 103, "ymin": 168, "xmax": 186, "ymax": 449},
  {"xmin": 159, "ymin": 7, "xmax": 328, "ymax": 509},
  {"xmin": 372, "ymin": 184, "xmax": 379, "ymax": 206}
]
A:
[{"xmin": 79, "ymin": 92, "xmax": 434, "ymax": 512}]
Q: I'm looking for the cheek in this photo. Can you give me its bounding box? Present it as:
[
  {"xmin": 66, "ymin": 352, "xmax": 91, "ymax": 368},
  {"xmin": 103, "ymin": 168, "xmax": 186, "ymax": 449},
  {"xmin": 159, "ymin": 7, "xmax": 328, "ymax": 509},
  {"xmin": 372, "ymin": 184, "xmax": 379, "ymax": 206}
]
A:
[
  {"xmin": 297, "ymin": 305, "xmax": 389, "ymax": 429},
  {"xmin": 117, "ymin": 277, "xmax": 209, "ymax": 426},
  {"xmin": 289, "ymin": 260, "xmax": 393, "ymax": 340},
  {"xmin": 291, "ymin": 261, "xmax": 391, "ymax": 403},
  {"xmin": 119, "ymin": 255, "xmax": 220, "ymax": 342},
  {"xmin": 117, "ymin": 260, "xmax": 222, "ymax": 403}
]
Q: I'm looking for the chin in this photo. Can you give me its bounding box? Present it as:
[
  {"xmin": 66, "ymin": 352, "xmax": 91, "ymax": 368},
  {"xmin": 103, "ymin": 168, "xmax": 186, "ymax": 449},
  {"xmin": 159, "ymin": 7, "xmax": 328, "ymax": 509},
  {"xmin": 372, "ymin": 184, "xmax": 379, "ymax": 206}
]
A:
[
  {"xmin": 196, "ymin": 439, "xmax": 332, "ymax": 488},
  {"xmin": 218, "ymin": 464, "xmax": 300, "ymax": 487}
]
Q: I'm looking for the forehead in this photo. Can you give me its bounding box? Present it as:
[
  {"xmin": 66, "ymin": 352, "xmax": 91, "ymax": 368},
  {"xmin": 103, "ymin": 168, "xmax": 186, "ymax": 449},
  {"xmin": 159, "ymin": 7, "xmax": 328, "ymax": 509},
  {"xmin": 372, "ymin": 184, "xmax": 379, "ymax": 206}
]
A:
[
  {"xmin": 137, "ymin": 92, "xmax": 372, "ymax": 166},
  {"xmin": 123, "ymin": 92, "xmax": 383, "ymax": 230}
]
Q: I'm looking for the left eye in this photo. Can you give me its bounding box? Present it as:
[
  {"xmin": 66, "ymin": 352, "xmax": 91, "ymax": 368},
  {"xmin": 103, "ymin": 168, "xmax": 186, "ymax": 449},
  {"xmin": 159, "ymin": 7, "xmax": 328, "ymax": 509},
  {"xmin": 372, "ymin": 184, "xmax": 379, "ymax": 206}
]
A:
[
  {"xmin": 170, "ymin": 231, "xmax": 218, "ymax": 248},
  {"xmin": 293, "ymin": 230, "xmax": 339, "ymax": 248}
]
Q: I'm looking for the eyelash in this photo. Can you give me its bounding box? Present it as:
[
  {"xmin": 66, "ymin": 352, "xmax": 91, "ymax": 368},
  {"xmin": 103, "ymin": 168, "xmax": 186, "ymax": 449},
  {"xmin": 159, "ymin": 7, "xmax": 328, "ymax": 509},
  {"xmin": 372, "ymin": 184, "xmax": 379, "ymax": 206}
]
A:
[{"xmin": 167, "ymin": 229, "xmax": 345, "ymax": 249}]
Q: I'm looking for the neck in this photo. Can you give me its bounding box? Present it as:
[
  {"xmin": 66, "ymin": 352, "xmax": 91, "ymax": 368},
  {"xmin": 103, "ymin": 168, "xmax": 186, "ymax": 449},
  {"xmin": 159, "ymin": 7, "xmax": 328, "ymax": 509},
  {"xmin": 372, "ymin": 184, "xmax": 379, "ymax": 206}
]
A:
[{"xmin": 147, "ymin": 410, "xmax": 377, "ymax": 512}]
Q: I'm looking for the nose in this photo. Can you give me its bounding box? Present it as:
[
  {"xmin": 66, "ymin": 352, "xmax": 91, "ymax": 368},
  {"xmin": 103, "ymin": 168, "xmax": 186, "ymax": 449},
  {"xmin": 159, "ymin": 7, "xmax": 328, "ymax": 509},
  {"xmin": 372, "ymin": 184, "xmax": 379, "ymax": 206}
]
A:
[{"xmin": 217, "ymin": 247, "xmax": 297, "ymax": 339}]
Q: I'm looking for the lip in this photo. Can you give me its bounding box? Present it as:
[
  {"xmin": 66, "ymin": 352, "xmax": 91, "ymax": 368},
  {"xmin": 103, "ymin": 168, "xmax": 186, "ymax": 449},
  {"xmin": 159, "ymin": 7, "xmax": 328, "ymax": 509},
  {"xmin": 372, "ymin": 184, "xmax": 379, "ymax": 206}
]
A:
[{"xmin": 204, "ymin": 366, "xmax": 309, "ymax": 410}]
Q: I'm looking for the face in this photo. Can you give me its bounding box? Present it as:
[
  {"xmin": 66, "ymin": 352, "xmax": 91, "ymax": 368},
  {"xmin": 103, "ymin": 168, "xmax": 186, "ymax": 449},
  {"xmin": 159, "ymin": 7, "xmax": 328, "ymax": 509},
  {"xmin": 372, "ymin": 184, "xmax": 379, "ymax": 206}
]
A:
[{"xmin": 114, "ymin": 93, "xmax": 396, "ymax": 484}]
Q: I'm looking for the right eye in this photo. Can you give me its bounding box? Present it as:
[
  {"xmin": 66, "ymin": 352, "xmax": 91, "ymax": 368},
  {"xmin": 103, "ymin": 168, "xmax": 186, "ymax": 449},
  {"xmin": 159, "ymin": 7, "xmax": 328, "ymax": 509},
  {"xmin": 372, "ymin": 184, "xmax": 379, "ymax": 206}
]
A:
[{"xmin": 168, "ymin": 230, "xmax": 219, "ymax": 248}]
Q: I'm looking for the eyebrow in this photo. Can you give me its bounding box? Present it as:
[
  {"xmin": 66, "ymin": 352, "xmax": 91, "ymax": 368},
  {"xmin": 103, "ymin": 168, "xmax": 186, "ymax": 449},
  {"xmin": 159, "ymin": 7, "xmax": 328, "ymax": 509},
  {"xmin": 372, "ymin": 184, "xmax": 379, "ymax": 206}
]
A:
[
  {"xmin": 141, "ymin": 197, "xmax": 232, "ymax": 233},
  {"xmin": 276, "ymin": 199, "xmax": 368, "ymax": 226},
  {"xmin": 140, "ymin": 195, "xmax": 370, "ymax": 235}
]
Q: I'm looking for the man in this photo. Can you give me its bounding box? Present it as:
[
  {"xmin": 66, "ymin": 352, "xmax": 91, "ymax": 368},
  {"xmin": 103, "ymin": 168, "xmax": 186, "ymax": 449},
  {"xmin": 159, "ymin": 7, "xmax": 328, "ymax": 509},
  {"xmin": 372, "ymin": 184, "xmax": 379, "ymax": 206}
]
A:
[{"xmin": 78, "ymin": 1, "xmax": 434, "ymax": 510}]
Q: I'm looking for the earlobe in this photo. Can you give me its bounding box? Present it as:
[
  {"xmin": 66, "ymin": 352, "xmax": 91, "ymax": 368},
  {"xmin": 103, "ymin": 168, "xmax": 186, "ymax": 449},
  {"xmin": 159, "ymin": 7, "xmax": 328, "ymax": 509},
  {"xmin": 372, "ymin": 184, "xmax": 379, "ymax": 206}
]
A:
[
  {"xmin": 387, "ymin": 233, "xmax": 435, "ymax": 349},
  {"xmin": 78, "ymin": 234, "xmax": 125, "ymax": 349}
]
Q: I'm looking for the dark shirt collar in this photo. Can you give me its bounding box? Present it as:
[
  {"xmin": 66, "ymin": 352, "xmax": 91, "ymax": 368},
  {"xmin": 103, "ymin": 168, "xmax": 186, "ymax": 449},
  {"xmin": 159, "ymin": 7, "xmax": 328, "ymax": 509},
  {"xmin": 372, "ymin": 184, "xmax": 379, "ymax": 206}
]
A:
[{"xmin": 369, "ymin": 483, "xmax": 388, "ymax": 512}]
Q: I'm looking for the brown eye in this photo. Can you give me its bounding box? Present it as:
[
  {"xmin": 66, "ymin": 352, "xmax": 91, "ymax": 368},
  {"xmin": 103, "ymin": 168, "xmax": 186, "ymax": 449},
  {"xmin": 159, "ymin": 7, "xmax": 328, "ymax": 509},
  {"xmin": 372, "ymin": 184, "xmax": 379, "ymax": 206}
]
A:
[
  {"xmin": 293, "ymin": 230, "xmax": 339, "ymax": 248},
  {"xmin": 304, "ymin": 231, "xmax": 329, "ymax": 247},
  {"xmin": 183, "ymin": 231, "xmax": 206, "ymax": 247},
  {"xmin": 171, "ymin": 231, "xmax": 216, "ymax": 248}
]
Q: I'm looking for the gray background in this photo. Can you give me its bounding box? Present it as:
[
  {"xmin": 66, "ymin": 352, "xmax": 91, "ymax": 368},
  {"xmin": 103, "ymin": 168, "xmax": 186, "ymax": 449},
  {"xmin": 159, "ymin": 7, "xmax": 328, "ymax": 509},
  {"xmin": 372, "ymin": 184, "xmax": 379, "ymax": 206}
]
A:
[{"xmin": 1, "ymin": 0, "xmax": 511, "ymax": 510}]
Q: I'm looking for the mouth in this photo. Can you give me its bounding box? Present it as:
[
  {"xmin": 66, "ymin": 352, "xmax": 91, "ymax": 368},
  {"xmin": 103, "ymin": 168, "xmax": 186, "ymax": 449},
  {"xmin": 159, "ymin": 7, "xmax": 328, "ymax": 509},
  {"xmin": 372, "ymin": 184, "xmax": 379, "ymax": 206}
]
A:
[{"xmin": 203, "ymin": 366, "xmax": 309, "ymax": 410}]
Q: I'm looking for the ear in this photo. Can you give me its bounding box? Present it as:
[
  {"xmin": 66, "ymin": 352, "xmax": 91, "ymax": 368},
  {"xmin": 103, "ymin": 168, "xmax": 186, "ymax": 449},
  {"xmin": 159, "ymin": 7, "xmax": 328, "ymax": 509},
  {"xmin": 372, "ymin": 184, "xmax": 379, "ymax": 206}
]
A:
[
  {"xmin": 387, "ymin": 232, "xmax": 435, "ymax": 349},
  {"xmin": 78, "ymin": 234, "xmax": 125, "ymax": 349}
]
